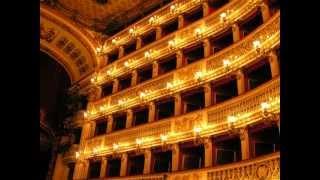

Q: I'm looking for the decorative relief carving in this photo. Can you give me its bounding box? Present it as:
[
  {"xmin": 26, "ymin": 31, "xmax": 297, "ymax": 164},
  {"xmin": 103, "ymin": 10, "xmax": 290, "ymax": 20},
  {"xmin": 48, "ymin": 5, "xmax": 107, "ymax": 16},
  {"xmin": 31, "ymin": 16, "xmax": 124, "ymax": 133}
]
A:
[
  {"xmin": 173, "ymin": 112, "xmax": 202, "ymax": 132},
  {"xmin": 40, "ymin": 23, "xmax": 58, "ymax": 42}
]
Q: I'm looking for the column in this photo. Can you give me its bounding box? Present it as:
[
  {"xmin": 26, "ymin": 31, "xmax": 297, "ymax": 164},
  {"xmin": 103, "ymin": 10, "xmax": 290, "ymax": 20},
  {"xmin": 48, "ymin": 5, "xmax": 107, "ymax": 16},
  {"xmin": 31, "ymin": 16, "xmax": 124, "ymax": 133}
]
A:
[
  {"xmin": 178, "ymin": 15, "xmax": 184, "ymax": 29},
  {"xmin": 174, "ymin": 93, "xmax": 182, "ymax": 116},
  {"xmin": 102, "ymin": 55, "xmax": 108, "ymax": 67},
  {"xmin": 156, "ymin": 26, "xmax": 162, "ymax": 40},
  {"xmin": 80, "ymin": 123, "xmax": 91, "ymax": 145},
  {"xmin": 107, "ymin": 115, "xmax": 113, "ymax": 133},
  {"xmin": 131, "ymin": 70, "xmax": 138, "ymax": 86},
  {"xmin": 89, "ymin": 121, "xmax": 96, "ymax": 138},
  {"xmin": 152, "ymin": 61, "xmax": 159, "ymax": 77},
  {"xmin": 52, "ymin": 154, "xmax": 68, "ymax": 180},
  {"xmin": 236, "ymin": 70, "xmax": 246, "ymax": 95},
  {"xmin": 112, "ymin": 79, "xmax": 119, "ymax": 93},
  {"xmin": 75, "ymin": 160, "xmax": 89, "ymax": 180},
  {"xmin": 260, "ymin": 3, "xmax": 271, "ymax": 23},
  {"xmin": 203, "ymin": 38, "xmax": 211, "ymax": 58},
  {"xmin": 126, "ymin": 109, "xmax": 133, "ymax": 128},
  {"xmin": 100, "ymin": 158, "xmax": 107, "ymax": 178},
  {"xmin": 268, "ymin": 50, "xmax": 280, "ymax": 77},
  {"xmin": 172, "ymin": 144, "xmax": 180, "ymax": 171},
  {"xmin": 176, "ymin": 50, "xmax": 184, "ymax": 68},
  {"xmin": 118, "ymin": 46, "xmax": 125, "ymax": 59},
  {"xmin": 204, "ymin": 83, "xmax": 212, "ymax": 108},
  {"xmin": 204, "ymin": 138, "xmax": 213, "ymax": 168},
  {"xmin": 202, "ymin": 2, "xmax": 210, "ymax": 17},
  {"xmin": 240, "ymin": 127, "xmax": 250, "ymax": 160},
  {"xmin": 143, "ymin": 149, "xmax": 152, "ymax": 174},
  {"xmin": 148, "ymin": 101, "xmax": 156, "ymax": 122},
  {"xmin": 136, "ymin": 36, "xmax": 142, "ymax": 49},
  {"xmin": 232, "ymin": 24, "xmax": 241, "ymax": 42},
  {"xmin": 120, "ymin": 153, "xmax": 128, "ymax": 176}
]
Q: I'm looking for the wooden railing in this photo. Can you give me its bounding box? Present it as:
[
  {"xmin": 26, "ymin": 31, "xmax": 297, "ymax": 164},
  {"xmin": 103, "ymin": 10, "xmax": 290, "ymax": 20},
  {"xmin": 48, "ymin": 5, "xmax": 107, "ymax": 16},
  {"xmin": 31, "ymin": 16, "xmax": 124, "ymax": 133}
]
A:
[{"xmin": 86, "ymin": 12, "xmax": 280, "ymax": 121}]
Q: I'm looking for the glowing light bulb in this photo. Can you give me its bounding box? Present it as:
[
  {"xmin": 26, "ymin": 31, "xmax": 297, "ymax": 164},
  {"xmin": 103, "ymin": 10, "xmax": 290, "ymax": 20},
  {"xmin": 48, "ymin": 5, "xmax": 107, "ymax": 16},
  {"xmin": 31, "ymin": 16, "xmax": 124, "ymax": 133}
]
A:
[
  {"xmin": 136, "ymin": 138, "xmax": 143, "ymax": 145},
  {"xmin": 223, "ymin": 59, "xmax": 231, "ymax": 68},
  {"xmin": 166, "ymin": 82, "xmax": 173, "ymax": 89},
  {"xmin": 220, "ymin": 12, "xmax": 227, "ymax": 22},
  {"xmin": 253, "ymin": 40, "xmax": 261, "ymax": 50},
  {"xmin": 139, "ymin": 92, "xmax": 146, "ymax": 99},
  {"xmin": 168, "ymin": 40, "xmax": 176, "ymax": 49},
  {"xmin": 144, "ymin": 51, "xmax": 151, "ymax": 59},
  {"xmin": 261, "ymin": 102, "xmax": 271, "ymax": 111},
  {"xmin": 113, "ymin": 143, "xmax": 119, "ymax": 151},
  {"xmin": 194, "ymin": 71, "xmax": 204, "ymax": 80},
  {"xmin": 227, "ymin": 115, "xmax": 237, "ymax": 123},
  {"xmin": 193, "ymin": 126, "xmax": 201, "ymax": 134},
  {"xmin": 83, "ymin": 112, "xmax": 87, "ymax": 118},
  {"xmin": 124, "ymin": 61, "xmax": 130, "ymax": 68},
  {"xmin": 111, "ymin": 38, "xmax": 117, "ymax": 45},
  {"xmin": 160, "ymin": 134, "xmax": 168, "ymax": 142},
  {"xmin": 75, "ymin": 151, "xmax": 80, "ymax": 159},
  {"xmin": 194, "ymin": 28, "xmax": 202, "ymax": 38}
]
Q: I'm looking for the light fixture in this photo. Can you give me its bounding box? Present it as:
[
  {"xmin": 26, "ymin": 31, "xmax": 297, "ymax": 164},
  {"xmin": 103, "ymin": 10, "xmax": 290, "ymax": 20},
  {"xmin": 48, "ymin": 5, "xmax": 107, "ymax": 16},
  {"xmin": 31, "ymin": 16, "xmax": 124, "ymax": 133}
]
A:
[
  {"xmin": 194, "ymin": 71, "xmax": 205, "ymax": 81},
  {"xmin": 144, "ymin": 50, "xmax": 153, "ymax": 60},
  {"xmin": 83, "ymin": 111, "xmax": 88, "ymax": 118},
  {"xmin": 111, "ymin": 38, "xmax": 118, "ymax": 46},
  {"xmin": 170, "ymin": 4, "xmax": 180, "ymax": 14},
  {"xmin": 124, "ymin": 59, "xmax": 134, "ymax": 68},
  {"xmin": 227, "ymin": 115, "xmax": 238, "ymax": 132},
  {"xmin": 166, "ymin": 82, "xmax": 173, "ymax": 89},
  {"xmin": 75, "ymin": 151, "xmax": 80, "ymax": 159},
  {"xmin": 223, "ymin": 59, "xmax": 231, "ymax": 71},
  {"xmin": 149, "ymin": 16, "xmax": 159, "ymax": 26},
  {"xmin": 118, "ymin": 99, "xmax": 125, "ymax": 106},
  {"xmin": 129, "ymin": 27, "xmax": 138, "ymax": 38},
  {"xmin": 168, "ymin": 39, "xmax": 176, "ymax": 50},
  {"xmin": 253, "ymin": 40, "xmax": 262, "ymax": 52},
  {"xmin": 135, "ymin": 138, "xmax": 143, "ymax": 150},
  {"xmin": 160, "ymin": 134, "xmax": 168, "ymax": 142},
  {"xmin": 113, "ymin": 143, "xmax": 119, "ymax": 151},
  {"xmin": 194, "ymin": 28, "xmax": 203, "ymax": 39},
  {"xmin": 193, "ymin": 126, "xmax": 203, "ymax": 144},
  {"xmin": 95, "ymin": 45, "xmax": 104, "ymax": 55},
  {"xmin": 260, "ymin": 101, "xmax": 276, "ymax": 121},
  {"xmin": 193, "ymin": 126, "xmax": 201, "ymax": 134},
  {"xmin": 220, "ymin": 12, "xmax": 227, "ymax": 23}
]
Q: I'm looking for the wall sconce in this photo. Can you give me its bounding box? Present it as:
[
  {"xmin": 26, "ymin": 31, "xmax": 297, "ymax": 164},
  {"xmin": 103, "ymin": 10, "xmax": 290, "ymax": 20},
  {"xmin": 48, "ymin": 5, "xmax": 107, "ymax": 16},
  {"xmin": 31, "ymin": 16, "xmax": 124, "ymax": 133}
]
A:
[
  {"xmin": 194, "ymin": 28, "xmax": 203, "ymax": 39},
  {"xmin": 170, "ymin": 4, "xmax": 181, "ymax": 15},
  {"xmin": 160, "ymin": 134, "xmax": 168, "ymax": 150},
  {"xmin": 95, "ymin": 44, "xmax": 104, "ymax": 56},
  {"xmin": 253, "ymin": 40, "xmax": 262, "ymax": 53},
  {"xmin": 193, "ymin": 126, "xmax": 203, "ymax": 144},
  {"xmin": 149, "ymin": 16, "xmax": 159, "ymax": 26},
  {"xmin": 166, "ymin": 82, "xmax": 173, "ymax": 89},
  {"xmin": 106, "ymin": 68, "xmax": 115, "ymax": 78},
  {"xmin": 220, "ymin": 12, "xmax": 227, "ymax": 23},
  {"xmin": 118, "ymin": 98, "xmax": 127, "ymax": 108},
  {"xmin": 168, "ymin": 39, "xmax": 176, "ymax": 50},
  {"xmin": 129, "ymin": 27, "xmax": 138, "ymax": 38},
  {"xmin": 135, "ymin": 138, "xmax": 143, "ymax": 151},
  {"xmin": 144, "ymin": 50, "xmax": 153, "ymax": 60},
  {"xmin": 194, "ymin": 71, "xmax": 206, "ymax": 82},
  {"xmin": 223, "ymin": 59, "xmax": 231, "ymax": 71},
  {"xmin": 112, "ymin": 143, "xmax": 119, "ymax": 154},
  {"xmin": 227, "ymin": 115, "xmax": 238, "ymax": 133},
  {"xmin": 261, "ymin": 101, "xmax": 276, "ymax": 121},
  {"xmin": 124, "ymin": 58, "xmax": 135, "ymax": 69},
  {"xmin": 111, "ymin": 38, "xmax": 118, "ymax": 46}
]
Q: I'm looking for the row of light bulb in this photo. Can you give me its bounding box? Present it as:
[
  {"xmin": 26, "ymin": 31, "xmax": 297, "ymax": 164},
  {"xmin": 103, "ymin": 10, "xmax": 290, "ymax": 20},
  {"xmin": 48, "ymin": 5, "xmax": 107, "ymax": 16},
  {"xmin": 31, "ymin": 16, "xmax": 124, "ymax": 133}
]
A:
[
  {"xmin": 79, "ymin": 101, "xmax": 274, "ymax": 159},
  {"xmin": 88, "ymin": 38, "xmax": 264, "ymax": 117},
  {"xmin": 93, "ymin": 38, "xmax": 262, "ymax": 85},
  {"xmin": 102, "ymin": 6, "xmax": 234, "ymax": 53}
]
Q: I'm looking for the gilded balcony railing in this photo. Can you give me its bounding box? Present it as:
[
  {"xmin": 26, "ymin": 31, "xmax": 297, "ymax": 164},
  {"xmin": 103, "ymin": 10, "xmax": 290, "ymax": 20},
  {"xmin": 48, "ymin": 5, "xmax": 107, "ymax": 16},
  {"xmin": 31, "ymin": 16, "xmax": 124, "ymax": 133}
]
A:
[
  {"xmin": 93, "ymin": 0, "xmax": 262, "ymax": 86},
  {"xmin": 101, "ymin": 0, "xmax": 219, "ymax": 54},
  {"xmin": 102, "ymin": 152, "xmax": 279, "ymax": 180},
  {"xmin": 86, "ymin": 12, "xmax": 280, "ymax": 120},
  {"xmin": 82, "ymin": 76, "xmax": 279, "ymax": 158}
]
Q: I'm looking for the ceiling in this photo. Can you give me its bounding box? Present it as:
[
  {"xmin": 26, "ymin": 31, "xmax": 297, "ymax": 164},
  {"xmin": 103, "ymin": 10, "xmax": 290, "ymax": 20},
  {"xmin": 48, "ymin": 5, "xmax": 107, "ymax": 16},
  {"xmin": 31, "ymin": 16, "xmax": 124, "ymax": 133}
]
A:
[{"xmin": 42, "ymin": 0, "xmax": 171, "ymax": 34}]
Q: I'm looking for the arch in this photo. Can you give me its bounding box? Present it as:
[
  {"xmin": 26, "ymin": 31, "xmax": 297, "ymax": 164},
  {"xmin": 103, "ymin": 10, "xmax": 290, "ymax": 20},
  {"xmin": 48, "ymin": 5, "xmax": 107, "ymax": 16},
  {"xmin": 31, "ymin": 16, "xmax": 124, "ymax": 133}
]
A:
[{"xmin": 40, "ymin": 4, "xmax": 99, "ymax": 84}]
